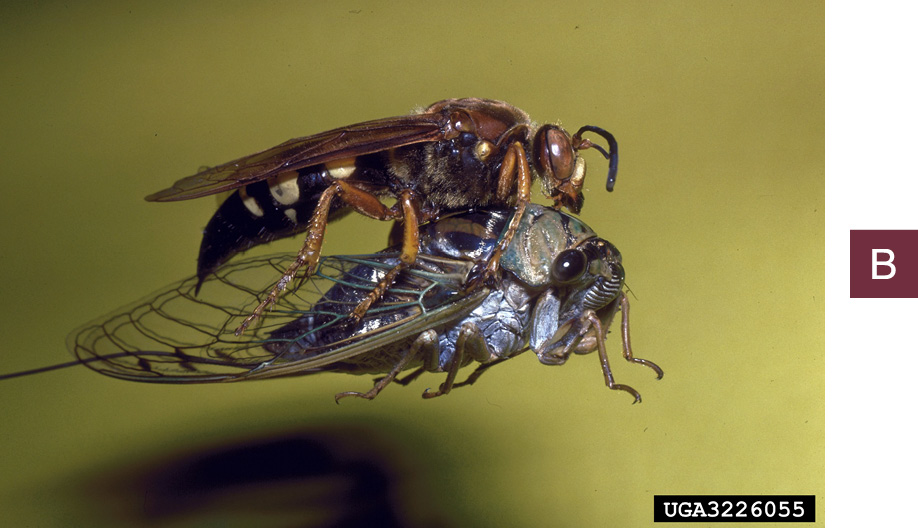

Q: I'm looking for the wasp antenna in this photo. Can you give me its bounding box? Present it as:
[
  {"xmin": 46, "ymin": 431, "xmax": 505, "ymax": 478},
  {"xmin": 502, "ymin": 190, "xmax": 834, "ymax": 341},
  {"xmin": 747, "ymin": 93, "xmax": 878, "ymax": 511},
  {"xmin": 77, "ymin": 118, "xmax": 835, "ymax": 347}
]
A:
[{"xmin": 574, "ymin": 126, "xmax": 619, "ymax": 192}]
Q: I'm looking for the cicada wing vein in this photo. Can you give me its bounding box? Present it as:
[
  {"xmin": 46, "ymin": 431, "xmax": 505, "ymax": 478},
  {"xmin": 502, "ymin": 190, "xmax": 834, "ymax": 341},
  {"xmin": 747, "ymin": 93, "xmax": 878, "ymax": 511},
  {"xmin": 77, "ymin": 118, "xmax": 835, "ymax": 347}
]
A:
[
  {"xmin": 67, "ymin": 252, "xmax": 483, "ymax": 383},
  {"xmin": 237, "ymin": 288, "xmax": 490, "ymax": 381}
]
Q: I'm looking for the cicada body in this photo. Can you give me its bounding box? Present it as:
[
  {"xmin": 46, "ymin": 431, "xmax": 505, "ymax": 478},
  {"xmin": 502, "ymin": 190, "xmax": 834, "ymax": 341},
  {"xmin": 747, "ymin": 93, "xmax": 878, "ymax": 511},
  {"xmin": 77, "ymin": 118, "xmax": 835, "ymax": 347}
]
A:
[
  {"xmin": 37, "ymin": 205, "xmax": 661, "ymax": 401},
  {"xmin": 145, "ymin": 99, "xmax": 621, "ymax": 333}
]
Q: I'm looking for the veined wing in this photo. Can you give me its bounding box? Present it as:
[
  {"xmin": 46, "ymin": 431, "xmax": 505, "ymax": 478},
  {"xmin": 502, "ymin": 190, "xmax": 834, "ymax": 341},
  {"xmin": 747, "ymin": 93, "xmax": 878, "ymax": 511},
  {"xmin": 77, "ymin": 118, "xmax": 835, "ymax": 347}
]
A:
[
  {"xmin": 68, "ymin": 252, "xmax": 484, "ymax": 383},
  {"xmin": 145, "ymin": 114, "xmax": 447, "ymax": 202}
]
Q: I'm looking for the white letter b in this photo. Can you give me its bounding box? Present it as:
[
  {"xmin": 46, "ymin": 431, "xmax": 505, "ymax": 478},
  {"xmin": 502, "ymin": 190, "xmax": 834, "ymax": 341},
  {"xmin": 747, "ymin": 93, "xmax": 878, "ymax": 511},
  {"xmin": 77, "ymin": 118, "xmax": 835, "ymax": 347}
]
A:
[{"xmin": 872, "ymin": 249, "xmax": 896, "ymax": 279}]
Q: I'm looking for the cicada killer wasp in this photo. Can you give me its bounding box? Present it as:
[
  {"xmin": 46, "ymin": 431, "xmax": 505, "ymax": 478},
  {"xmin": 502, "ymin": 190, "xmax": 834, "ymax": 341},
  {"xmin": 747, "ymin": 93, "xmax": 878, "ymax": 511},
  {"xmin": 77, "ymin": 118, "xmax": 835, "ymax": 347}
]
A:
[{"xmin": 146, "ymin": 98, "xmax": 619, "ymax": 334}]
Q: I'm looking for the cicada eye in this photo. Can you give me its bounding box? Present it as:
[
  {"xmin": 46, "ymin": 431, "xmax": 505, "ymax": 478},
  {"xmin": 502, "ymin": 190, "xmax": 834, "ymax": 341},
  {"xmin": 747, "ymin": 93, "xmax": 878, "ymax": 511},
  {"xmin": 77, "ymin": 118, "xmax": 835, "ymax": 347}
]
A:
[
  {"xmin": 551, "ymin": 249, "xmax": 588, "ymax": 284},
  {"xmin": 534, "ymin": 125, "xmax": 575, "ymax": 181}
]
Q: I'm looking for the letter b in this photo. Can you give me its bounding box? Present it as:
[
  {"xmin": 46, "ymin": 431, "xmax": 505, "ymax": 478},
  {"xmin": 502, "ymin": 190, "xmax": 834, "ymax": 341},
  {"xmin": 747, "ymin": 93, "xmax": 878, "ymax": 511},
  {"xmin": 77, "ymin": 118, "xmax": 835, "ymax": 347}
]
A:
[{"xmin": 872, "ymin": 249, "xmax": 896, "ymax": 279}]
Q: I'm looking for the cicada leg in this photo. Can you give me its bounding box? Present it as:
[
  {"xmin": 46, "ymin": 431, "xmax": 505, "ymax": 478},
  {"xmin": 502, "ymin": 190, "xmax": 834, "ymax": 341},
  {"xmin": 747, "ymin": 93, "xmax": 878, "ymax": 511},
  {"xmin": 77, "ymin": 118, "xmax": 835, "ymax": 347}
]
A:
[
  {"xmin": 423, "ymin": 322, "xmax": 490, "ymax": 399},
  {"xmin": 234, "ymin": 181, "xmax": 401, "ymax": 335},
  {"xmin": 377, "ymin": 365, "xmax": 425, "ymax": 387},
  {"xmin": 590, "ymin": 295, "xmax": 664, "ymax": 404},
  {"xmin": 335, "ymin": 329, "xmax": 439, "ymax": 402},
  {"xmin": 589, "ymin": 309, "xmax": 643, "ymax": 404},
  {"xmin": 452, "ymin": 357, "xmax": 509, "ymax": 389},
  {"xmin": 617, "ymin": 294, "xmax": 664, "ymax": 379}
]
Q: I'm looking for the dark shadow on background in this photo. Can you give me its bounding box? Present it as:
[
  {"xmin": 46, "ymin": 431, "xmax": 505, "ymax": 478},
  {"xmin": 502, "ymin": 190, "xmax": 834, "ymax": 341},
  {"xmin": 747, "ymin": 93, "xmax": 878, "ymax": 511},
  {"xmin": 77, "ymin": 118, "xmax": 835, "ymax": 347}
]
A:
[{"xmin": 79, "ymin": 425, "xmax": 454, "ymax": 528}]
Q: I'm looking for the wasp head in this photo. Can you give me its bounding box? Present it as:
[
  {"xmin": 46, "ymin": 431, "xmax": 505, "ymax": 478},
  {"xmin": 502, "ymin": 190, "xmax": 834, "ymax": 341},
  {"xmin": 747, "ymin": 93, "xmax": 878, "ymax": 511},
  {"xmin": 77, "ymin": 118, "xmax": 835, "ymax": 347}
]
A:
[{"xmin": 533, "ymin": 125, "xmax": 619, "ymax": 214}]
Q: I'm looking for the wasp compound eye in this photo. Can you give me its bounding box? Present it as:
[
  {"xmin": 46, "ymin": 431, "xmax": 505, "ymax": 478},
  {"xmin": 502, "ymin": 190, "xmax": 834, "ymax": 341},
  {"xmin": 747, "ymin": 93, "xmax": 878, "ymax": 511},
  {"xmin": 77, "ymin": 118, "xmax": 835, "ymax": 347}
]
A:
[
  {"xmin": 551, "ymin": 249, "xmax": 588, "ymax": 284},
  {"xmin": 534, "ymin": 125, "xmax": 575, "ymax": 181}
]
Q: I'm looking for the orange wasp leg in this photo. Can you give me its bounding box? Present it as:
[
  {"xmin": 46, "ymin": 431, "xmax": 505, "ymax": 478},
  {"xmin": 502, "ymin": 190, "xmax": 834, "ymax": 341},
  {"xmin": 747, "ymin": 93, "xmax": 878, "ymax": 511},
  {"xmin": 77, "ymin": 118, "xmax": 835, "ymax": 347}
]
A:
[
  {"xmin": 473, "ymin": 141, "xmax": 532, "ymax": 285},
  {"xmin": 348, "ymin": 189, "xmax": 420, "ymax": 322},
  {"xmin": 235, "ymin": 180, "xmax": 395, "ymax": 335}
]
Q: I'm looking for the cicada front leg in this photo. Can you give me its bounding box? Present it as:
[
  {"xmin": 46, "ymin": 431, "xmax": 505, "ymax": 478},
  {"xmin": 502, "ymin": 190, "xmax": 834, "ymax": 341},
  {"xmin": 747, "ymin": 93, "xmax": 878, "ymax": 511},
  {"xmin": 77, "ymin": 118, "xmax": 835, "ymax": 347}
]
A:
[
  {"xmin": 235, "ymin": 180, "xmax": 398, "ymax": 335},
  {"xmin": 615, "ymin": 295, "xmax": 664, "ymax": 379},
  {"xmin": 590, "ymin": 295, "xmax": 664, "ymax": 404}
]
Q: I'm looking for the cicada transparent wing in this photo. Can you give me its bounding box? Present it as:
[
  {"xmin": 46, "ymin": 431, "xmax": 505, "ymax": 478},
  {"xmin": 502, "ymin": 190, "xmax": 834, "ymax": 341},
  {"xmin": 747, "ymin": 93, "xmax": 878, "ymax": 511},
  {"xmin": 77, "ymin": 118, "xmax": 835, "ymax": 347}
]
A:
[{"xmin": 68, "ymin": 252, "xmax": 486, "ymax": 383}]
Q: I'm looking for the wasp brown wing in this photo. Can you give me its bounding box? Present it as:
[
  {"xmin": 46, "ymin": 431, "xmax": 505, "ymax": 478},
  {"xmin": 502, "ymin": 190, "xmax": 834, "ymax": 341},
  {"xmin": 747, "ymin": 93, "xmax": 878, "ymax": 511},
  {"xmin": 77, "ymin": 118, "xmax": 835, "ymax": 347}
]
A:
[
  {"xmin": 66, "ymin": 252, "xmax": 483, "ymax": 383},
  {"xmin": 145, "ymin": 114, "xmax": 448, "ymax": 202}
]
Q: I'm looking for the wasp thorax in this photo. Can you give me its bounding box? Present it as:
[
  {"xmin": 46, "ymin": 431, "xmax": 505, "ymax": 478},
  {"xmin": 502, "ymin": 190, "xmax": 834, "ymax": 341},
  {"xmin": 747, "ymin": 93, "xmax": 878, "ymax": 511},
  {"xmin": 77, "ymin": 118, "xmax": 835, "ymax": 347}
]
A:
[{"xmin": 474, "ymin": 140, "xmax": 494, "ymax": 161}]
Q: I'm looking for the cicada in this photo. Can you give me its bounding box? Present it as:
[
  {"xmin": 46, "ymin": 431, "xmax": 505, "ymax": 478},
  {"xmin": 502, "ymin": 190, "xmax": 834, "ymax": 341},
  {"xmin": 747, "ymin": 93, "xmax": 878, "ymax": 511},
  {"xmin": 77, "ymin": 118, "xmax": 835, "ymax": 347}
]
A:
[
  {"xmin": 2, "ymin": 205, "xmax": 661, "ymax": 402},
  {"xmin": 146, "ymin": 99, "xmax": 619, "ymax": 332}
]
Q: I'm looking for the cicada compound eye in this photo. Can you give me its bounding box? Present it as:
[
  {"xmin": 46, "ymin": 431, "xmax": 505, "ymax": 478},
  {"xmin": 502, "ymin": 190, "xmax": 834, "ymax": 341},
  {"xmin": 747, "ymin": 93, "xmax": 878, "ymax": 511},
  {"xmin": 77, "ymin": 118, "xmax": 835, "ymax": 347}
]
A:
[{"xmin": 551, "ymin": 249, "xmax": 588, "ymax": 284}]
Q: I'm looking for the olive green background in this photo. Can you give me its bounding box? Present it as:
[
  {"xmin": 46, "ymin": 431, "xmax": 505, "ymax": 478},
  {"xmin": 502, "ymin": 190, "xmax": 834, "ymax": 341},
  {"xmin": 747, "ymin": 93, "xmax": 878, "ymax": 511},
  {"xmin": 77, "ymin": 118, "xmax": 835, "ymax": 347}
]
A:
[{"xmin": 0, "ymin": 2, "xmax": 823, "ymax": 526}]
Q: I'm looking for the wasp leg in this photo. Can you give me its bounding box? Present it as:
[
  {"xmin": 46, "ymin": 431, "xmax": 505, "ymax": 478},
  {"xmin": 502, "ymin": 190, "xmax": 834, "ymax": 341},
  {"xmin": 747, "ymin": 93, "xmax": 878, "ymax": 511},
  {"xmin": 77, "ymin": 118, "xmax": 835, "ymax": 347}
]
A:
[
  {"xmin": 335, "ymin": 330, "xmax": 438, "ymax": 402},
  {"xmin": 617, "ymin": 294, "xmax": 664, "ymax": 379},
  {"xmin": 235, "ymin": 180, "xmax": 395, "ymax": 335},
  {"xmin": 423, "ymin": 322, "xmax": 489, "ymax": 399},
  {"xmin": 476, "ymin": 141, "xmax": 532, "ymax": 285},
  {"xmin": 349, "ymin": 190, "xmax": 420, "ymax": 322}
]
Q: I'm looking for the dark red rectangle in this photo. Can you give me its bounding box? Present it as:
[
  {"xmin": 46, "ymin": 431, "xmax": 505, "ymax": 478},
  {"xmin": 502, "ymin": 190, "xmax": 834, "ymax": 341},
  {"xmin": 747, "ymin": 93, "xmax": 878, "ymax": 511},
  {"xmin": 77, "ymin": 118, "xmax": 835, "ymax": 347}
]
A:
[{"xmin": 850, "ymin": 230, "xmax": 918, "ymax": 298}]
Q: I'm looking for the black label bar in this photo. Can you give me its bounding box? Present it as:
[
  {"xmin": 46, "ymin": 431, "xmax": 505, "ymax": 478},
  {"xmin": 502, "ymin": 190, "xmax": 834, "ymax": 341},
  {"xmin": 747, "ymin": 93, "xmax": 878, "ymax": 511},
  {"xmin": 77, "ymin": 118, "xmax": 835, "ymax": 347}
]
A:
[{"xmin": 654, "ymin": 495, "xmax": 816, "ymax": 522}]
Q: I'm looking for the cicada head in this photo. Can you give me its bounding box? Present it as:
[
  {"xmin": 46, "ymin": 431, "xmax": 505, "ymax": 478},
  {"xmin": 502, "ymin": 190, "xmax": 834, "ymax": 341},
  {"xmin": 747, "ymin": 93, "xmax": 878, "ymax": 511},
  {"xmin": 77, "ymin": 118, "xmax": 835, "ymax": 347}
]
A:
[{"xmin": 530, "ymin": 237, "xmax": 625, "ymax": 365}]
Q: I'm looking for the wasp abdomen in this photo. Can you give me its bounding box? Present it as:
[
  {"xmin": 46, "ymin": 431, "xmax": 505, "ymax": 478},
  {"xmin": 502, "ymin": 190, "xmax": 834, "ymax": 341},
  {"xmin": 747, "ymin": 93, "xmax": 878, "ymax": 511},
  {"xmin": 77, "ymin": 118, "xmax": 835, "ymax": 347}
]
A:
[{"xmin": 196, "ymin": 157, "xmax": 389, "ymax": 286}]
